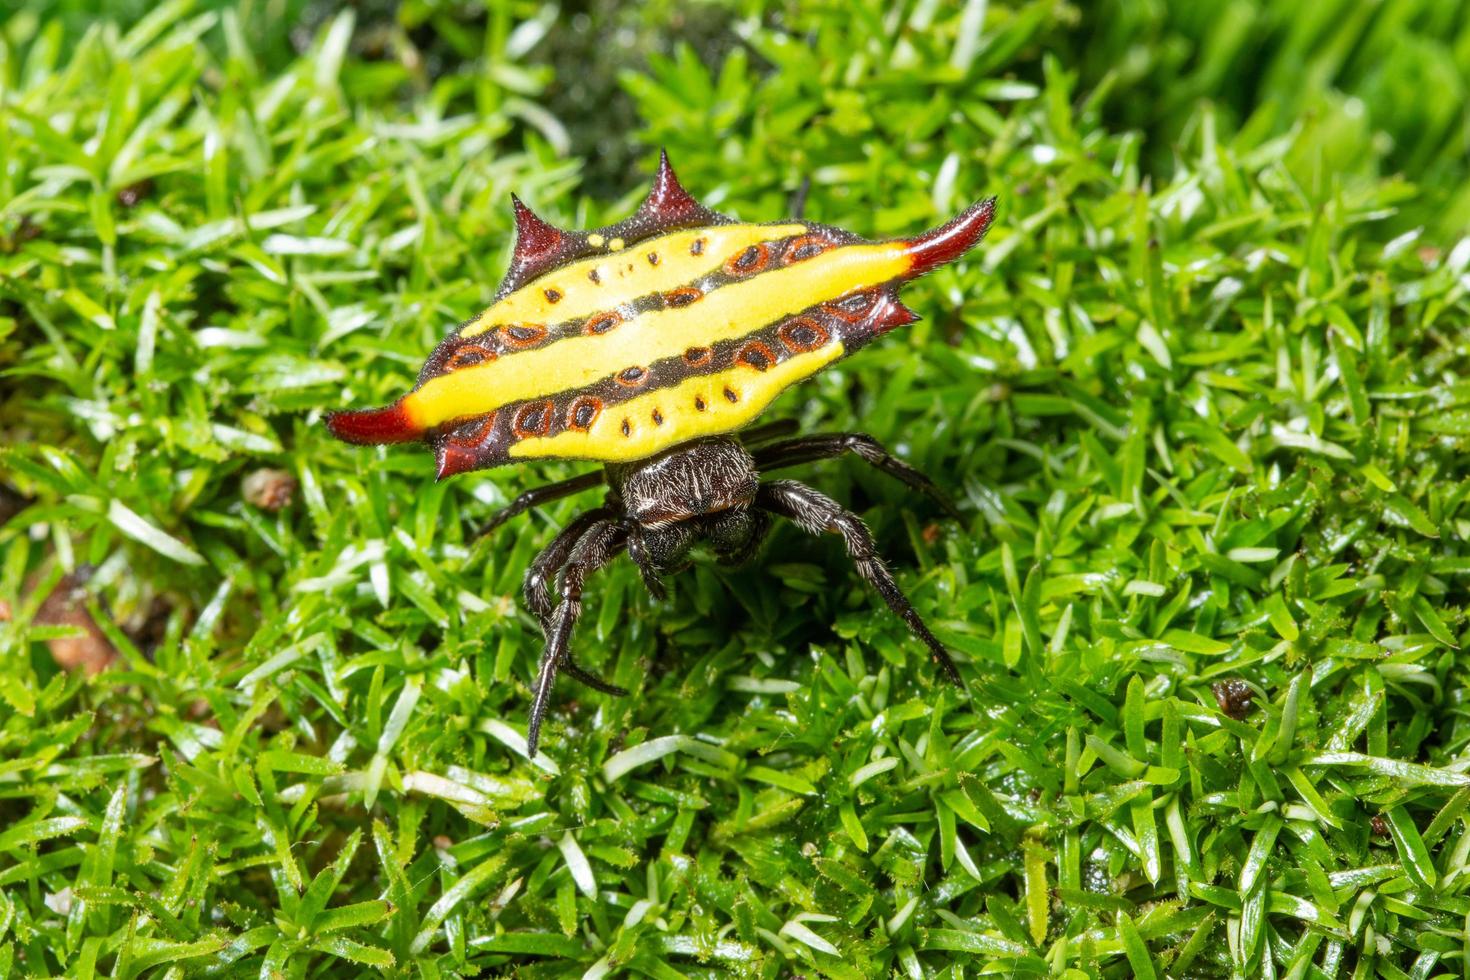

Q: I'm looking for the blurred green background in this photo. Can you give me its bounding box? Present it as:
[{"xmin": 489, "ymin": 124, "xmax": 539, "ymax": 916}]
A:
[{"xmin": 9, "ymin": 0, "xmax": 1469, "ymax": 227}]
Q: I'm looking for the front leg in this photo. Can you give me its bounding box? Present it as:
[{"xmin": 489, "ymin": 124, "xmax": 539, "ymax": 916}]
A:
[
  {"xmin": 528, "ymin": 519, "xmax": 629, "ymax": 757},
  {"xmin": 476, "ymin": 470, "xmax": 605, "ymax": 538},
  {"xmin": 707, "ymin": 506, "xmax": 772, "ymax": 566},
  {"xmin": 523, "ymin": 507, "xmax": 611, "ymax": 628},
  {"xmin": 626, "ymin": 521, "xmax": 699, "ymax": 599},
  {"xmin": 626, "ymin": 533, "xmax": 668, "ymax": 600},
  {"xmin": 757, "ymin": 479, "xmax": 963, "ymax": 687},
  {"xmin": 753, "ymin": 432, "xmax": 960, "ymax": 520}
]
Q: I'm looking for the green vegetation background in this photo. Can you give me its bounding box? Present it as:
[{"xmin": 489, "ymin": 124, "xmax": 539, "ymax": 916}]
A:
[{"xmin": 2, "ymin": 0, "xmax": 1470, "ymax": 976}]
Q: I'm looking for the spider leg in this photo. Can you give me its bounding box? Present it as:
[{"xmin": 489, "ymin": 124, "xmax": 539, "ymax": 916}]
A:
[
  {"xmin": 788, "ymin": 176, "xmax": 812, "ymax": 221},
  {"xmin": 738, "ymin": 418, "xmax": 801, "ymax": 448},
  {"xmin": 524, "ymin": 510, "xmax": 630, "ymax": 701},
  {"xmin": 523, "ymin": 507, "xmax": 612, "ymax": 627},
  {"xmin": 474, "ymin": 470, "xmax": 605, "ymax": 538},
  {"xmin": 626, "ymin": 535, "xmax": 669, "ymax": 600},
  {"xmin": 561, "ymin": 658, "xmax": 630, "ymax": 696},
  {"xmin": 753, "ymin": 432, "xmax": 961, "ymax": 521},
  {"xmin": 527, "ymin": 519, "xmax": 629, "ymax": 757},
  {"xmin": 627, "ymin": 521, "xmax": 702, "ymax": 599},
  {"xmin": 756, "ymin": 479, "xmax": 964, "ymax": 687},
  {"xmin": 710, "ymin": 507, "xmax": 772, "ymax": 567}
]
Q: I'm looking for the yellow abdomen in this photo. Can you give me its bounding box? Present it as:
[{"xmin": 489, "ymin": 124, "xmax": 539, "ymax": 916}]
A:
[{"xmin": 323, "ymin": 154, "xmax": 996, "ymax": 479}]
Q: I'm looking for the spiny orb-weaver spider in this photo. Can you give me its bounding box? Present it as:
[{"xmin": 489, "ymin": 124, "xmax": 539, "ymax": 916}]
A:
[{"xmin": 326, "ymin": 152, "xmax": 996, "ymax": 755}]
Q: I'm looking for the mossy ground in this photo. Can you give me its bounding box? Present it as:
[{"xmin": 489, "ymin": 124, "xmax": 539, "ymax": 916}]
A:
[{"xmin": 3, "ymin": 1, "xmax": 1470, "ymax": 976}]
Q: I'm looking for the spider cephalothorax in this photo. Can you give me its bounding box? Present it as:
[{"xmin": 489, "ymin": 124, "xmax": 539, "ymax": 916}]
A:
[{"xmin": 326, "ymin": 152, "xmax": 995, "ymax": 754}]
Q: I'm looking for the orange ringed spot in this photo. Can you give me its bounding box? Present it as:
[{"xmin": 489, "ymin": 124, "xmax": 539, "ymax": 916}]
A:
[
  {"xmin": 583, "ymin": 311, "xmax": 623, "ymax": 335},
  {"xmin": 616, "ymin": 366, "xmax": 649, "ymax": 387},
  {"xmin": 513, "ymin": 400, "xmax": 555, "ymax": 439},
  {"xmin": 683, "ymin": 346, "xmax": 712, "ymax": 366},
  {"xmin": 448, "ymin": 414, "xmax": 494, "ymax": 448},
  {"xmin": 501, "ymin": 323, "xmax": 548, "ymax": 348},
  {"xmin": 783, "ymin": 234, "xmax": 831, "ymax": 263},
  {"xmin": 724, "ymin": 242, "xmax": 770, "ymax": 276},
  {"xmin": 735, "ymin": 340, "xmax": 778, "ymax": 372},
  {"xmin": 778, "ymin": 317, "xmax": 830, "ymax": 353},
  {"xmin": 567, "ymin": 396, "xmax": 602, "ymax": 432},
  {"xmin": 663, "ymin": 286, "xmax": 703, "ymax": 308},
  {"xmin": 824, "ymin": 290, "xmax": 879, "ymax": 323},
  {"xmin": 447, "ymin": 343, "xmax": 496, "ymax": 370}
]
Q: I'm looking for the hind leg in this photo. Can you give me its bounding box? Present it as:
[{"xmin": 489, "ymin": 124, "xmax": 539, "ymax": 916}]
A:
[
  {"xmin": 753, "ymin": 432, "xmax": 960, "ymax": 520},
  {"xmin": 475, "ymin": 471, "xmax": 605, "ymax": 538},
  {"xmin": 756, "ymin": 479, "xmax": 963, "ymax": 686},
  {"xmin": 527, "ymin": 519, "xmax": 629, "ymax": 756},
  {"xmin": 738, "ymin": 418, "xmax": 801, "ymax": 448}
]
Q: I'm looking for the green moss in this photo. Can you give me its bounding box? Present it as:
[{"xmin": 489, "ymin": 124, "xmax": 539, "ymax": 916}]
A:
[{"xmin": 3, "ymin": 1, "xmax": 1470, "ymax": 976}]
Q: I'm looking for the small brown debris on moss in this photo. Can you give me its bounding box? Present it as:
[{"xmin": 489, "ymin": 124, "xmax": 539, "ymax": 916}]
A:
[
  {"xmin": 243, "ymin": 468, "xmax": 297, "ymax": 511},
  {"xmin": 1211, "ymin": 679, "xmax": 1255, "ymax": 720},
  {"xmin": 0, "ymin": 571, "xmax": 119, "ymax": 675}
]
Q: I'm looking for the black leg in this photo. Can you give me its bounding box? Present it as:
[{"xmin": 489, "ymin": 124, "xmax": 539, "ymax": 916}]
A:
[
  {"xmin": 788, "ymin": 177, "xmax": 812, "ymax": 221},
  {"xmin": 626, "ymin": 532, "xmax": 669, "ymax": 600},
  {"xmin": 528, "ymin": 519, "xmax": 629, "ymax": 757},
  {"xmin": 753, "ymin": 432, "xmax": 960, "ymax": 520},
  {"xmin": 524, "ymin": 510, "xmax": 629, "ymax": 710},
  {"xmin": 708, "ymin": 507, "xmax": 772, "ymax": 567},
  {"xmin": 475, "ymin": 471, "xmax": 605, "ymax": 538},
  {"xmin": 626, "ymin": 521, "xmax": 700, "ymax": 600},
  {"xmin": 523, "ymin": 507, "xmax": 611, "ymax": 627},
  {"xmin": 561, "ymin": 658, "xmax": 629, "ymax": 697},
  {"xmin": 756, "ymin": 480, "xmax": 964, "ymax": 687},
  {"xmin": 738, "ymin": 418, "xmax": 801, "ymax": 448}
]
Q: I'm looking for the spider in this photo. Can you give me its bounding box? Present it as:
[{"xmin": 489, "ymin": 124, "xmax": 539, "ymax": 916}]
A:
[
  {"xmin": 325, "ymin": 152, "xmax": 995, "ymax": 755},
  {"xmin": 480, "ymin": 420, "xmax": 966, "ymax": 754}
]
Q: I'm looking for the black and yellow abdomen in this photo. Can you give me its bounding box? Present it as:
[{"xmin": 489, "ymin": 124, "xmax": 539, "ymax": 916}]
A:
[{"xmin": 326, "ymin": 153, "xmax": 995, "ymax": 477}]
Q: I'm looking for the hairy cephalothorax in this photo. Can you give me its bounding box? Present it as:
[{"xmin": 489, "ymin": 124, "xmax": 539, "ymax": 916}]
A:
[{"xmin": 325, "ymin": 152, "xmax": 996, "ymax": 755}]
